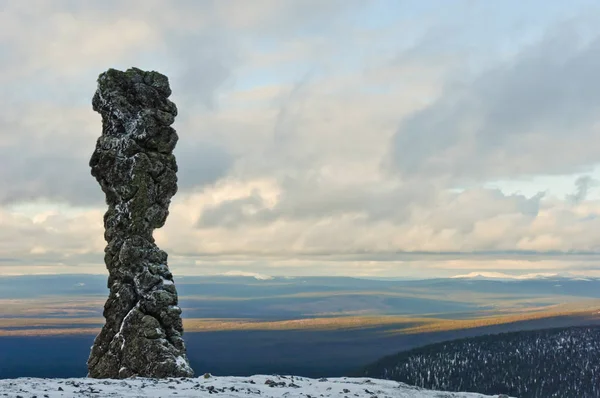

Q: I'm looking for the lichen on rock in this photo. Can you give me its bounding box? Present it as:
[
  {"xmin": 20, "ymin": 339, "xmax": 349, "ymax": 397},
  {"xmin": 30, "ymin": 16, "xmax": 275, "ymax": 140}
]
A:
[{"xmin": 87, "ymin": 67, "xmax": 194, "ymax": 379}]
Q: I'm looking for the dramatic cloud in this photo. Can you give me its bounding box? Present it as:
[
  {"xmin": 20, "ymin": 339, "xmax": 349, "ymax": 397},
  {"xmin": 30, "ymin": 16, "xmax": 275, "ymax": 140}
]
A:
[
  {"xmin": 2, "ymin": 0, "xmax": 600, "ymax": 277},
  {"xmin": 567, "ymin": 176, "xmax": 597, "ymax": 204},
  {"xmin": 390, "ymin": 23, "xmax": 600, "ymax": 184}
]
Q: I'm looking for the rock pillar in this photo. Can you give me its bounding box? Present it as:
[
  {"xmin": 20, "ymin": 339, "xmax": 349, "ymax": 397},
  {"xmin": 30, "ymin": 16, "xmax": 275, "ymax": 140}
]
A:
[{"xmin": 87, "ymin": 67, "xmax": 194, "ymax": 378}]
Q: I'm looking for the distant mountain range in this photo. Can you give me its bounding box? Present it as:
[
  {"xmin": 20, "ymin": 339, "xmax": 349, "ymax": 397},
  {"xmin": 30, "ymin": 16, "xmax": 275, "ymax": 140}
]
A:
[
  {"xmin": 2, "ymin": 273, "xmax": 600, "ymax": 320},
  {"xmin": 450, "ymin": 271, "xmax": 598, "ymax": 281},
  {"xmin": 356, "ymin": 325, "xmax": 600, "ymax": 398}
]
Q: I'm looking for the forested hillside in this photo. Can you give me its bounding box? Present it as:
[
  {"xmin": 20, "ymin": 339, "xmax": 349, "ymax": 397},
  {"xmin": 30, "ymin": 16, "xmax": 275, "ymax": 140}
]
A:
[{"xmin": 357, "ymin": 326, "xmax": 600, "ymax": 398}]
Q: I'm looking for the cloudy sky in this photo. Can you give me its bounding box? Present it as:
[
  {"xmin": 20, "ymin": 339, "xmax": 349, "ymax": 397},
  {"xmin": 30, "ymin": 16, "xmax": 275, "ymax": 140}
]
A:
[{"xmin": 2, "ymin": 0, "xmax": 600, "ymax": 278}]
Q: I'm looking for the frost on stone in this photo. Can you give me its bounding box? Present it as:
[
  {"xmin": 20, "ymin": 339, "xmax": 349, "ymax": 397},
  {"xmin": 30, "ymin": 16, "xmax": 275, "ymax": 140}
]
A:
[{"xmin": 87, "ymin": 67, "xmax": 194, "ymax": 379}]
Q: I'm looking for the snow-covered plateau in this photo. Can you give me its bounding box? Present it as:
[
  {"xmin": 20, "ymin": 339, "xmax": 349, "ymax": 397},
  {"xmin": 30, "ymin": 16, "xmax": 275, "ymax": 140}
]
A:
[{"xmin": 0, "ymin": 375, "xmax": 510, "ymax": 398}]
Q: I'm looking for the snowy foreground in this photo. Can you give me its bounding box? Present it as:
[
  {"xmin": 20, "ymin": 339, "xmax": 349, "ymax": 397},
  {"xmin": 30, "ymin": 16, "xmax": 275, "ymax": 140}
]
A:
[{"xmin": 0, "ymin": 375, "xmax": 511, "ymax": 398}]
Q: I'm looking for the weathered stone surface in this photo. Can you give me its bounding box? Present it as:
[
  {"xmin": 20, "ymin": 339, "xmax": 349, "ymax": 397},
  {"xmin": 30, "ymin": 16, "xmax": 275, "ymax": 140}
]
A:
[{"xmin": 87, "ymin": 67, "xmax": 194, "ymax": 379}]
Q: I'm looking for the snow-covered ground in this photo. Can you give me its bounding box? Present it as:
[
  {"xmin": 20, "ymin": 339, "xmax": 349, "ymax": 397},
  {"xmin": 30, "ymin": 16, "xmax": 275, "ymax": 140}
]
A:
[{"xmin": 0, "ymin": 374, "xmax": 510, "ymax": 397}]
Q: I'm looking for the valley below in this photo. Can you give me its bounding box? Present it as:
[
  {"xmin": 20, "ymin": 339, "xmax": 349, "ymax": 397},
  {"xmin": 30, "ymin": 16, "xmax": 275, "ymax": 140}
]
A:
[{"xmin": 1, "ymin": 274, "xmax": 600, "ymax": 381}]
